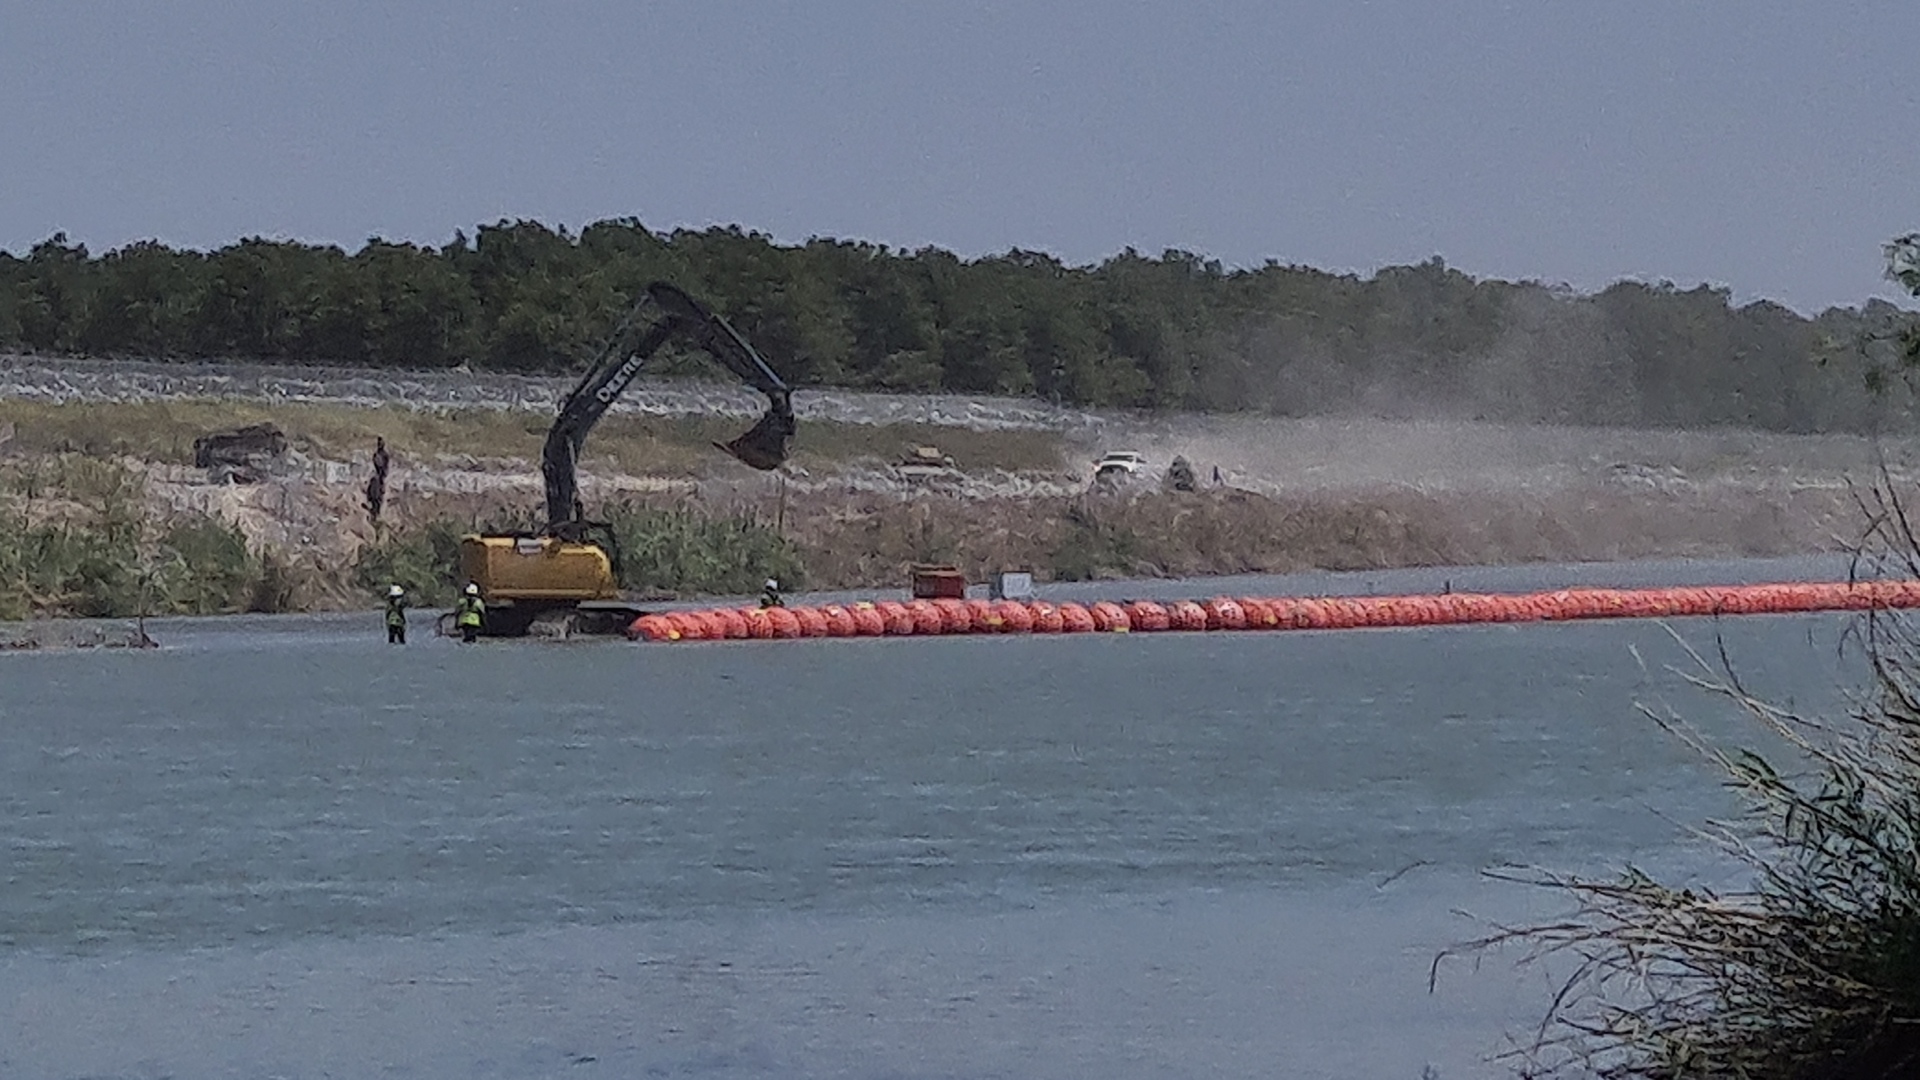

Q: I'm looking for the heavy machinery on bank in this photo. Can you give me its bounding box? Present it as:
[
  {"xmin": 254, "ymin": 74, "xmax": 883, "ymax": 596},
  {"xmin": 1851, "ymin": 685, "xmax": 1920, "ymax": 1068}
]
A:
[{"xmin": 455, "ymin": 282, "xmax": 795, "ymax": 637}]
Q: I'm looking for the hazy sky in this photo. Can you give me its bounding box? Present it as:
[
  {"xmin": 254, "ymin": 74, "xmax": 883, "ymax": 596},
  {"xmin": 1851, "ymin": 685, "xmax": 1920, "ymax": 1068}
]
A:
[{"xmin": 3, "ymin": 1, "xmax": 1915, "ymax": 314}]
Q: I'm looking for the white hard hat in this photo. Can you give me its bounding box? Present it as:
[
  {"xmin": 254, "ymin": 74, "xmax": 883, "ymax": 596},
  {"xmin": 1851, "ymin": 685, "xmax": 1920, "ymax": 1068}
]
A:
[
  {"xmin": 764, "ymin": 578, "xmax": 779, "ymax": 590},
  {"xmin": 465, "ymin": 583, "xmax": 480, "ymax": 595},
  {"xmin": 388, "ymin": 584, "xmax": 404, "ymax": 597}
]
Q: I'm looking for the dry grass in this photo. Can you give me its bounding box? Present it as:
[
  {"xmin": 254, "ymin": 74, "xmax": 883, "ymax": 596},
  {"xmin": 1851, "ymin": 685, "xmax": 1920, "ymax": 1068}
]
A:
[
  {"xmin": 1428, "ymin": 477, "xmax": 1920, "ymax": 1080},
  {"xmin": 0, "ymin": 399, "xmax": 1069, "ymax": 475},
  {"xmin": 768, "ymin": 482, "xmax": 1860, "ymax": 593}
]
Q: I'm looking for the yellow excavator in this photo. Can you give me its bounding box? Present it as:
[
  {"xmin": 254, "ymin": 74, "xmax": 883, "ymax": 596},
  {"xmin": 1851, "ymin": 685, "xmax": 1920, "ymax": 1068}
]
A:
[{"xmin": 455, "ymin": 282, "xmax": 795, "ymax": 637}]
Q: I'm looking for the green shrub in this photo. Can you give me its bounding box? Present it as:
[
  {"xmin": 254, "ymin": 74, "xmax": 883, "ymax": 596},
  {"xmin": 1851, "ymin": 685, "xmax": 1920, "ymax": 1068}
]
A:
[
  {"xmin": 605, "ymin": 501, "xmax": 805, "ymax": 597},
  {"xmin": 153, "ymin": 517, "xmax": 262, "ymax": 615},
  {"xmin": 352, "ymin": 517, "xmax": 472, "ymax": 606},
  {"xmin": 0, "ymin": 457, "xmax": 264, "ymax": 617}
]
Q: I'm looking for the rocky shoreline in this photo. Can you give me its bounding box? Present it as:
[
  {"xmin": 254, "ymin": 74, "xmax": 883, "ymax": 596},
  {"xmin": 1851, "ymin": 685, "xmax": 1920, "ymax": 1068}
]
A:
[{"xmin": 0, "ymin": 619, "xmax": 159, "ymax": 650}]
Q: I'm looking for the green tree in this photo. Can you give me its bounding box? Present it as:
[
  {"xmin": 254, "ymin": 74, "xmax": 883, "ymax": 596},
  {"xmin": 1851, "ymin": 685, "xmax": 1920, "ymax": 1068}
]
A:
[
  {"xmin": 16, "ymin": 233, "xmax": 95, "ymax": 352},
  {"xmin": 2, "ymin": 216, "xmax": 1910, "ymax": 431},
  {"xmin": 1888, "ymin": 233, "xmax": 1920, "ymax": 368}
]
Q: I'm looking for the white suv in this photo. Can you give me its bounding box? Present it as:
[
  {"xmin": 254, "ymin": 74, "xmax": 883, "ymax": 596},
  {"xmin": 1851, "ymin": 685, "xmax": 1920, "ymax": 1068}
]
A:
[{"xmin": 1093, "ymin": 451, "xmax": 1147, "ymax": 479}]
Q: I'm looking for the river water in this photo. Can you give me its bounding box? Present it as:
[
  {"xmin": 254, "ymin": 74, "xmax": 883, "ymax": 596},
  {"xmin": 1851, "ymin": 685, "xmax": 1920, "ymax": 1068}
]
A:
[{"xmin": 0, "ymin": 556, "xmax": 1875, "ymax": 1079}]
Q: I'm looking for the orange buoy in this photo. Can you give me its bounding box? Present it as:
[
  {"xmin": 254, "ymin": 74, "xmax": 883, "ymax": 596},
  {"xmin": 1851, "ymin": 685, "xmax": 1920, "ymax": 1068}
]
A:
[
  {"xmin": 817, "ymin": 604, "xmax": 856, "ymax": 637},
  {"xmin": 1265, "ymin": 598, "xmax": 1308, "ymax": 629},
  {"xmin": 964, "ymin": 598, "xmax": 997, "ymax": 629},
  {"xmin": 1090, "ymin": 601, "xmax": 1132, "ymax": 632},
  {"xmin": 874, "ymin": 600, "xmax": 916, "ymax": 635},
  {"xmin": 992, "ymin": 600, "xmax": 1034, "ymax": 632},
  {"xmin": 1314, "ymin": 598, "xmax": 1358, "ymax": 630},
  {"xmin": 791, "ymin": 606, "xmax": 830, "ymax": 637},
  {"xmin": 1161, "ymin": 600, "xmax": 1202, "ymax": 631},
  {"xmin": 1237, "ymin": 597, "xmax": 1278, "ymax": 629},
  {"xmin": 739, "ymin": 607, "xmax": 773, "ymax": 639},
  {"xmin": 1125, "ymin": 600, "xmax": 1171, "ymax": 632},
  {"xmin": 663, "ymin": 611, "xmax": 708, "ymax": 640},
  {"xmin": 1028, "ymin": 601, "xmax": 1066, "ymax": 633},
  {"xmin": 1058, "ymin": 602, "xmax": 1096, "ymax": 633},
  {"xmin": 1356, "ymin": 598, "xmax": 1387, "ymax": 625},
  {"xmin": 764, "ymin": 606, "xmax": 802, "ymax": 638},
  {"xmin": 850, "ymin": 603, "xmax": 886, "ymax": 637},
  {"xmin": 1203, "ymin": 597, "xmax": 1247, "ymax": 631},
  {"xmin": 629, "ymin": 613, "xmax": 675, "ymax": 641},
  {"xmin": 903, "ymin": 599, "xmax": 945, "ymax": 634},
  {"xmin": 932, "ymin": 598, "xmax": 973, "ymax": 633}
]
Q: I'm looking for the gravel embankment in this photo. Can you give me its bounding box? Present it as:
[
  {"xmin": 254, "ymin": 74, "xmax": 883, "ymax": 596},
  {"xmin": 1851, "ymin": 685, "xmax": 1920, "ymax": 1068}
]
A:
[{"xmin": 0, "ymin": 354, "xmax": 1109, "ymax": 436}]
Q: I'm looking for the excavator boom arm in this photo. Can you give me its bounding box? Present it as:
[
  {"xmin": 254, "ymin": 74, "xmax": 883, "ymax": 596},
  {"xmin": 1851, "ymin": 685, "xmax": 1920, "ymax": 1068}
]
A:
[{"xmin": 541, "ymin": 282, "xmax": 794, "ymax": 527}]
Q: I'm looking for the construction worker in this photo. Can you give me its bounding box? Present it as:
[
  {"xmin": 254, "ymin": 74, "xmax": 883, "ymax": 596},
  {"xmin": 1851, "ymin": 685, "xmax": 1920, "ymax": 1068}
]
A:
[
  {"xmin": 455, "ymin": 582, "xmax": 486, "ymax": 643},
  {"xmin": 760, "ymin": 577, "xmax": 784, "ymax": 608},
  {"xmin": 384, "ymin": 584, "xmax": 408, "ymax": 644}
]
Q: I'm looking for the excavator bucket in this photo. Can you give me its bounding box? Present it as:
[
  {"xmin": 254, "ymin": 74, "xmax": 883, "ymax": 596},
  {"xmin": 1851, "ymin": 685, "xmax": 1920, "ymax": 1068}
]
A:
[{"xmin": 714, "ymin": 403, "xmax": 796, "ymax": 471}]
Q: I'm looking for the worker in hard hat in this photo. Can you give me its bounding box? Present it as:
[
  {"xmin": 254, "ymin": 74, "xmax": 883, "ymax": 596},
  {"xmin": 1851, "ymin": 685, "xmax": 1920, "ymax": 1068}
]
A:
[
  {"xmin": 454, "ymin": 582, "xmax": 486, "ymax": 643},
  {"xmin": 759, "ymin": 577, "xmax": 784, "ymax": 608},
  {"xmin": 384, "ymin": 584, "xmax": 409, "ymax": 644}
]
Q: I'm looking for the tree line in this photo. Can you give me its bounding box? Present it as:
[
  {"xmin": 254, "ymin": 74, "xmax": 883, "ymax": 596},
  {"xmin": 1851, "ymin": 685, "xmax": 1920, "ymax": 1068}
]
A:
[{"xmin": 0, "ymin": 218, "xmax": 1913, "ymax": 433}]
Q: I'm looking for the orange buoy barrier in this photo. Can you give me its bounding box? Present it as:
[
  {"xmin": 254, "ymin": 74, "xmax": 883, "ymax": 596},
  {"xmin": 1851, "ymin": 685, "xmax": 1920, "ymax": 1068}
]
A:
[{"xmin": 628, "ymin": 580, "xmax": 1920, "ymax": 643}]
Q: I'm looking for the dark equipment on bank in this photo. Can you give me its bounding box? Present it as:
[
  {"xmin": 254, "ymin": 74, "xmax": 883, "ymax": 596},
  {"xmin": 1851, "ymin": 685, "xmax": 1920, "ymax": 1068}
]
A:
[{"xmin": 193, "ymin": 423, "xmax": 288, "ymax": 483}]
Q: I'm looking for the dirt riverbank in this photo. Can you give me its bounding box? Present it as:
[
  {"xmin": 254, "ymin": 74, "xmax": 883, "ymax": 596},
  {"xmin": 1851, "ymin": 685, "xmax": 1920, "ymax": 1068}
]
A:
[{"xmin": 2, "ymin": 355, "xmax": 1911, "ymax": 610}]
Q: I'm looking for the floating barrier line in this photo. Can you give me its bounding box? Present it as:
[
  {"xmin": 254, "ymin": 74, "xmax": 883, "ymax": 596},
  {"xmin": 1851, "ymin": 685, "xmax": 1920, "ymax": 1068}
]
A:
[{"xmin": 625, "ymin": 581, "xmax": 1920, "ymax": 643}]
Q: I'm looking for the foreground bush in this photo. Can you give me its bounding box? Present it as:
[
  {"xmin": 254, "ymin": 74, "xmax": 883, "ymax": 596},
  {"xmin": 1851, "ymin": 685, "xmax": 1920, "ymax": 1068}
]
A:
[{"xmin": 1441, "ymin": 481, "xmax": 1920, "ymax": 1079}]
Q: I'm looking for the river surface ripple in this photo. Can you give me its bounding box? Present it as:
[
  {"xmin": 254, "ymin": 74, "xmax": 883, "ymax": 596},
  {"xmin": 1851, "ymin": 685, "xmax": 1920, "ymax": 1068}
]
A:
[{"xmin": 0, "ymin": 556, "xmax": 1871, "ymax": 1079}]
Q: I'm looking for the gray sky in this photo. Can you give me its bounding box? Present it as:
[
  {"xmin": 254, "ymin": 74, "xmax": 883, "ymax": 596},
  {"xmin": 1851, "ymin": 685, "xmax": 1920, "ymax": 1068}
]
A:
[{"xmin": 3, "ymin": 1, "xmax": 1914, "ymax": 314}]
